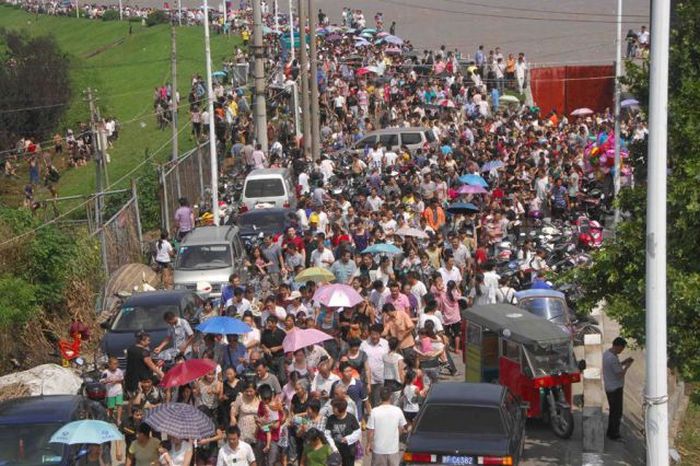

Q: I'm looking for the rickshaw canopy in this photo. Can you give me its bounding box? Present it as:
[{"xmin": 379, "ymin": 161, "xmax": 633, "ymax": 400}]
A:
[
  {"xmin": 464, "ymin": 304, "xmax": 570, "ymax": 347},
  {"xmin": 514, "ymin": 289, "xmax": 566, "ymax": 301}
]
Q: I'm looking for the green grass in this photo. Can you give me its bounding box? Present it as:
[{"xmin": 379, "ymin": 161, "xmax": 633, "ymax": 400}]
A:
[
  {"xmin": 0, "ymin": 6, "xmax": 240, "ymax": 198},
  {"xmin": 677, "ymin": 390, "xmax": 700, "ymax": 465}
]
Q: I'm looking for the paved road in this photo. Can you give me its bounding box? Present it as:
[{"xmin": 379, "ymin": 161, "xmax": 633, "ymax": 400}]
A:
[{"xmin": 112, "ymin": 0, "xmax": 650, "ymax": 64}]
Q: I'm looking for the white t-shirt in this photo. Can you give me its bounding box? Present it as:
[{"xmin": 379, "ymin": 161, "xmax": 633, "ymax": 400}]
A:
[
  {"xmin": 311, "ymin": 248, "xmax": 335, "ymax": 269},
  {"xmin": 360, "ymin": 338, "xmax": 389, "ymax": 384},
  {"xmin": 438, "ymin": 266, "xmax": 462, "ymax": 285},
  {"xmin": 170, "ymin": 441, "xmax": 193, "ymax": 466},
  {"xmin": 418, "ymin": 313, "xmax": 444, "ymax": 332},
  {"xmin": 367, "ymin": 404, "xmax": 407, "ymax": 454},
  {"xmin": 216, "ymin": 440, "xmax": 256, "ymax": 466},
  {"xmin": 155, "ymin": 240, "xmax": 173, "ymax": 263}
]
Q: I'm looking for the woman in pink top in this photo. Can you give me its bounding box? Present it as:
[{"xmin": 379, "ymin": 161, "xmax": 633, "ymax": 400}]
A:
[{"xmin": 432, "ymin": 275, "xmax": 462, "ymax": 352}]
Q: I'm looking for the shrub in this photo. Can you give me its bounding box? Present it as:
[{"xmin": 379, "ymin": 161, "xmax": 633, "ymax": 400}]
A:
[
  {"xmin": 146, "ymin": 10, "xmax": 170, "ymax": 27},
  {"xmin": 101, "ymin": 10, "xmax": 120, "ymax": 21},
  {"xmin": 0, "ymin": 275, "xmax": 40, "ymax": 329}
]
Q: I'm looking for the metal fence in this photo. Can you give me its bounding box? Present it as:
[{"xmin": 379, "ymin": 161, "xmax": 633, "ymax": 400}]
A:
[{"xmin": 159, "ymin": 145, "xmax": 211, "ymax": 234}]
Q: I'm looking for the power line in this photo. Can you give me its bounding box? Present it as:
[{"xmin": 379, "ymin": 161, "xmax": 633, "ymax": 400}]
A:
[
  {"xmin": 375, "ymin": 0, "xmax": 647, "ymax": 24},
  {"xmin": 437, "ymin": 0, "xmax": 648, "ymax": 19}
]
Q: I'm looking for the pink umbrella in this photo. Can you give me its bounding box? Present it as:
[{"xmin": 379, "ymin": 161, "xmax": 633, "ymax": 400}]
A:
[
  {"xmin": 313, "ymin": 284, "xmax": 364, "ymax": 308},
  {"xmin": 457, "ymin": 184, "xmax": 488, "ymax": 195},
  {"xmin": 385, "ymin": 46, "xmax": 402, "ymax": 54},
  {"xmin": 283, "ymin": 328, "xmax": 333, "ymax": 353}
]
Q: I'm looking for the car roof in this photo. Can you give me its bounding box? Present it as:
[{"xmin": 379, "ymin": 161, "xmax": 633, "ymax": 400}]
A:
[
  {"xmin": 180, "ymin": 225, "xmax": 238, "ymax": 245},
  {"xmin": 464, "ymin": 304, "xmax": 571, "ymax": 346},
  {"xmin": 123, "ymin": 290, "xmax": 191, "ymax": 307},
  {"xmin": 246, "ymin": 168, "xmax": 290, "ymax": 178},
  {"xmin": 426, "ymin": 382, "xmax": 505, "ymax": 406},
  {"xmin": 515, "ymin": 289, "xmax": 566, "ymax": 300},
  {"xmin": 366, "ymin": 127, "xmax": 428, "ymax": 135},
  {"xmin": 239, "ymin": 208, "xmax": 294, "ymax": 217},
  {"xmin": 0, "ymin": 395, "xmax": 81, "ymax": 424}
]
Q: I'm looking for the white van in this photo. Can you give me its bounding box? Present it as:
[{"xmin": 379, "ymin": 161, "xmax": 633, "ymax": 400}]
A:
[{"xmin": 240, "ymin": 168, "xmax": 297, "ymax": 211}]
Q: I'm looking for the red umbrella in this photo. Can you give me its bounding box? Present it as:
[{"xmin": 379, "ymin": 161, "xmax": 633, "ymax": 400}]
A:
[{"xmin": 160, "ymin": 358, "xmax": 217, "ymax": 388}]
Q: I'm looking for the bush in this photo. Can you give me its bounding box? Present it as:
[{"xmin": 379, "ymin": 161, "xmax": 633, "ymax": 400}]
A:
[
  {"xmin": 146, "ymin": 10, "xmax": 170, "ymax": 27},
  {"xmin": 0, "ymin": 275, "xmax": 40, "ymax": 329},
  {"xmin": 101, "ymin": 10, "xmax": 120, "ymax": 21}
]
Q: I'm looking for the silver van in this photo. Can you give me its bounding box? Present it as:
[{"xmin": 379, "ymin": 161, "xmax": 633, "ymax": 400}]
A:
[
  {"xmin": 240, "ymin": 168, "xmax": 297, "ymax": 211},
  {"xmin": 173, "ymin": 225, "xmax": 246, "ymax": 297},
  {"xmin": 351, "ymin": 127, "xmax": 436, "ymax": 154}
]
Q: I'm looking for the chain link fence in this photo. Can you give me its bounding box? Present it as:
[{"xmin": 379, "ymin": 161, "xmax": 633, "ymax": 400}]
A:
[
  {"xmin": 98, "ymin": 193, "xmax": 143, "ymax": 276},
  {"xmin": 159, "ymin": 145, "xmax": 211, "ymax": 234}
]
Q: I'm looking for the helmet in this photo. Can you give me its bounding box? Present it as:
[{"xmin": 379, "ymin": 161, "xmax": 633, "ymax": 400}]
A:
[
  {"xmin": 84, "ymin": 381, "xmax": 107, "ymax": 401},
  {"xmin": 498, "ymin": 249, "xmax": 512, "ymax": 261},
  {"xmin": 590, "ymin": 220, "xmax": 602, "ymax": 229},
  {"xmin": 498, "ymin": 241, "xmax": 512, "ymax": 250}
]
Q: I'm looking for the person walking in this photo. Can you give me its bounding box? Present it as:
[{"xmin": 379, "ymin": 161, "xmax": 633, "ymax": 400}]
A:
[
  {"xmin": 602, "ymin": 337, "xmax": 634, "ymax": 441},
  {"xmin": 367, "ymin": 386, "xmax": 407, "ymax": 466}
]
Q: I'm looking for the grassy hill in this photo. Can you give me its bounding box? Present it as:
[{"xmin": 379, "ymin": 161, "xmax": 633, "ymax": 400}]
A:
[{"xmin": 0, "ymin": 6, "xmax": 240, "ymax": 199}]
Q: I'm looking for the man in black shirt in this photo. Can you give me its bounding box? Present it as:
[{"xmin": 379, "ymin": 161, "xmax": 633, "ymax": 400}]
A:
[
  {"xmin": 261, "ymin": 316, "xmax": 287, "ymax": 385},
  {"xmin": 325, "ymin": 398, "xmax": 361, "ymax": 466},
  {"xmin": 124, "ymin": 331, "xmax": 163, "ymax": 398}
]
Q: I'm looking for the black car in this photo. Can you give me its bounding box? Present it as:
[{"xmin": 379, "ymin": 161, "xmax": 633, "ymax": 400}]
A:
[
  {"xmin": 101, "ymin": 290, "xmax": 202, "ymax": 368},
  {"xmin": 403, "ymin": 382, "xmax": 526, "ymax": 466},
  {"xmin": 231, "ymin": 208, "xmax": 298, "ymax": 247},
  {"xmin": 0, "ymin": 395, "xmax": 110, "ymax": 465}
]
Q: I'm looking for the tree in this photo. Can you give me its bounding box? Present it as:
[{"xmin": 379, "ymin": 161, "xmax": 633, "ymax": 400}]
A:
[
  {"xmin": 563, "ymin": 1, "xmax": 700, "ymax": 379},
  {"xmin": 0, "ymin": 29, "xmax": 71, "ymax": 150}
]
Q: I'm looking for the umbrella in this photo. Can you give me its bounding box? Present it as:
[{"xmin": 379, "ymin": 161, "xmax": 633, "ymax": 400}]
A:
[
  {"xmin": 446, "ymin": 202, "xmax": 480, "ymax": 214},
  {"xmin": 145, "ymin": 403, "xmax": 215, "ymax": 439},
  {"xmin": 354, "ymin": 40, "xmax": 371, "ymax": 48},
  {"xmin": 395, "ymin": 227, "xmax": 429, "ymax": 239},
  {"xmin": 212, "ymin": 71, "xmax": 227, "ymax": 78},
  {"xmin": 458, "ymin": 173, "xmax": 489, "ymax": 187},
  {"xmin": 356, "ymin": 66, "xmax": 379, "ymax": 76},
  {"xmin": 362, "ymin": 243, "xmax": 403, "ymax": 255},
  {"xmin": 385, "ymin": 46, "xmax": 402, "ymax": 54},
  {"xmin": 326, "ymin": 33, "xmax": 342, "ymax": 42},
  {"xmin": 499, "ymin": 95, "xmax": 520, "ymax": 104},
  {"xmin": 313, "ymin": 284, "xmax": 364, "ymax": 308},
  {"xmin": 360, "ymin": 32, "xmax": 374, "ymax": 38},
  {"xmin": 481, "ymin": 160, "xmax": 505, "ymax": 172},
  {"xmin": 295, "ymin": 267, "xmax": 335, "ymax": 283},
  {"xmin": 377, "ymin": 31, "xmax": 390, "ymax": 37},
  {"xmin": 384, "ymin": 35, "xmax": 403, "ymax": 45},
  {"xmin": 50, "ymin": 420, "xmax": 123, "ymax": 445},
  {"xmin": 197, "ymin": 316, "xmax": 252, "ymax": 335},
  {"xmin": 571, "ymin": 107, "xmax": 594, "ymax": 116},
  {"xmin": 621, "ymin": 98, "xmax": 639, "ymax": 108},
  {"xmin": 439, "ymin": 99, "xmax": 456, "ymax": 108},
  {"xmin": 457, "ymin": 184, "xmax": 488, "ymax": 195},
  {"xmin": 160, "ymin": 358, "xmax": 217, "ymax": 388},
  {"xmin": 283, "ymin": 328, "xmax": 333, "ymax": 353},
  {"xmin": 361, "ymin": 28, "xmax": 377, "ymax": 34}
]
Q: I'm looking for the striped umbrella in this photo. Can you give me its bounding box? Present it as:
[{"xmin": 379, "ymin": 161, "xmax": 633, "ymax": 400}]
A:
[{"xmin": 144, "ymin": 403, "xmax": 215, "ymax": 439}]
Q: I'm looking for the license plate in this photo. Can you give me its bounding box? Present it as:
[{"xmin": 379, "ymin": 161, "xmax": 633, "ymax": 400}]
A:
[{"xmin": 442, "ymin": 456, "xmax": 474, "ymax": 465}]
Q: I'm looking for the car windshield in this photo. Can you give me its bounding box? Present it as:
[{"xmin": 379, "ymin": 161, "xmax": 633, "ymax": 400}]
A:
[
  {"xmin": 523, "ymin": 342, "xmax": 578, "ymax": 377},
  {"xmin": 0, "ymin": 423, "xmax": 66, "ymax": 465},
  {"xmin": 519, "ymin": 298, "xmax": 568, "ymax": 324},
  {"xmin": 416, "ymin": 405, "xmax": 504, "ymax": 435},
  {"xmin": 239, "ymin": 212, "xmax": 285, "ymax": 228},
  {"xmin": 111, "ymin": 303, "xmax": 179, "ymax": 331},
  {"xmin": 176, "ymin": 244, "xmax": 232, "ymax": 269},
  {"xmin": 244, "ymin": 178, "xmax": 285, "ymax": 198}
]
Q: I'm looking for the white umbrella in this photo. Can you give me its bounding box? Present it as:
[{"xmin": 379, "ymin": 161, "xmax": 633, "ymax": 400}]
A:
[
  {"xmin": 571, "ymin": 107, "xmax": 594, "ymax": 116},
  {"xmin": 395, "ymin": 227, "xmax": 429, "ymax": 239}
]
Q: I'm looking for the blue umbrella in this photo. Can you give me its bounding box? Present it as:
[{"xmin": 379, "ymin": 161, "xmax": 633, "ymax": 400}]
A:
[
  {"xmin": 384, "ymin": 35, "xmax": 404, "ymax": 45},
  {"xmin": 481, "ymin": 160, "xmax": 504, "ymax": 172},
  {"xmin": 145, "ymin": 403, "xmax": 215, "ymax": 439},
  {"xmin": 362, "ymin": 243, "xmax": 403, "ymax": 255},
  {"xmin": 361, "ymin": 28, "xmax": 377, "ymax": 34},
  {"xmin": 197, "ymin": 316, "xmax": 251, "ymax": 335},
  {"xmin": 621, "ymin": 98, "xmax": 639, "ymax": 108},
  {"xmin": 458, "ymin": 174, "xmax": 489, "ymax": 187},
  {"xmin": 50, "ymin": 420, "xmax": 124, "ymax": 445},
  {"xmin": 212, "ymin": 71, "xmax": 227, "ymax": 78},
  {"xmin": 446, "ymin": 202, "xmax": 480, "ymax": 214}
]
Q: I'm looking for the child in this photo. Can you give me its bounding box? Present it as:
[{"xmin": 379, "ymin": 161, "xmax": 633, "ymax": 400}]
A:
[
  {"xmin": 402, "ymin": 369, "xmax": 428, "ymax": 428},
  {"xmin": 100, "ymin": 356, "xmax": 125, "ymax": 424},
  {"xmin": 157, "ymin": 440, "xmax": 174, "ymax": 466}
]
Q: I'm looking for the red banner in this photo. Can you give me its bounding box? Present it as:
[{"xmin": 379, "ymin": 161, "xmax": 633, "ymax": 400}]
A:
[{"xmin": 531, "ymin": 65, "xmax": 614, "ymax": 118}]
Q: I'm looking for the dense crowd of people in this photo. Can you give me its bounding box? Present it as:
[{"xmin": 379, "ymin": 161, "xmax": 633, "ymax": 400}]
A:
[{"xmin": 2, "ymin": 1, "xmax": 650, "ymax": 466}]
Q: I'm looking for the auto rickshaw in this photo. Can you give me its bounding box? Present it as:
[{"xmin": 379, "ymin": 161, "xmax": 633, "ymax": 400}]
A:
[{"xmin": 463, "ymin": 304, "xmax": 580, "ymax": 438}]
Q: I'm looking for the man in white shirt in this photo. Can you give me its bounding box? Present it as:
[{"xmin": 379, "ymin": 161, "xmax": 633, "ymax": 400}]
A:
[
  {"xmin": 482, "ymin": 261, "xmax": 501, "ymax": 304},
  {"xmin": 217, "ymin": 426, "xmax": 256, "ymax": 466},
  {"xmin": 310, "ymin": 357, "xmax": 340, "ymax": 401},
  {"xmin": 438, "ymin": 256, "xmax": 462, "ymax": 285},
  {"xmin": 310, "ymin": 240, "xmax": 335, "ymax": 269},
  {"xmin": 367, "ymin": 386, "xmax": 408, "ymax": 465},
  {"xmin": 603, "ymin": 337, "xmax": 634, "ymax": 441},
  {"xmin": 360, "ymin": 325, "xmax": 389, "ymax": 407}
]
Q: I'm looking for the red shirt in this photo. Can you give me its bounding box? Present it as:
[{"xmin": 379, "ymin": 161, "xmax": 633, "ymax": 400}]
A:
[{"xmin": 283, "ymin": 235, "xmax": 305, "ymax": 252}]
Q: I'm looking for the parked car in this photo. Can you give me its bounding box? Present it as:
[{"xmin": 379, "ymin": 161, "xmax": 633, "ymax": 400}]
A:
[
  {"xmin": 0, "ymin": 395, "xmax": 111, "ymax": 465},
  {"xmin": 403, "ymin": 382, "xmax": 526, "ymax": 465},
  {"xmin": 515, "ymin": 289, "xmax": 574, "ymax": 337},
  {"xmin": 349, "ymin": 127, "xmax": 436, "ymax": 155},
  {"xmin": 173, "ymin": 225, "xmax": 247, "ymax": 296},
  {"xmin": 240, "ymin": 168, "xmax": 297, "ymax": 211},
  {"xmin": 101, "ymin": 290, "xmax": 202, "ymax": 368},
  {"xmin": 231, "ymin": 208, "xmax": 298, "ymax": 247}
]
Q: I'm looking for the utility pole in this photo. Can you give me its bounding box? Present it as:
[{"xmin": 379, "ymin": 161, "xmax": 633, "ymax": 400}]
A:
[
  {"xmin": 87, "ymin": 88, "xmax": 109, "ymax": 277},
  {"xmin": 118, "ymin": 0, "xmax": 123, "ymax": 21},
  {"xmin": 252, "ymin": 0, "xmax": 268, "ymax": 151},
  {"xmin": 645, "ymin": 0, "xmax": 670, "ymax": 463},
  {"xmin": 308, "ymin": 0, "xmax": 320, "ymax": 161},
  {"xmin": 288, "ymin": 0, "xmax": 301, "ymax": 140},
  {"xmin": 297, "ymin": 0, "xmax": 311, "ymax": 158},
  {"xmin": 75, "ymin": 0, "xmax": 79, "ymax": 19},
  {"xmin": 274, "ymin": 0, "xmax": 279, "ymax": 30},
  {"xmin": 170, "ymin": 18, "xmax": 179, "ymax": 162},
  {"xmin": 203, "ymin": 0, "xmax": 220, "ymax": 225},
  {"xmin": 613, "ymin": 0, "xmax": 622, "ymax": 224},
  {"xmin": 177, "ymin": 0, "xmax": 182, "ymax": 26}
]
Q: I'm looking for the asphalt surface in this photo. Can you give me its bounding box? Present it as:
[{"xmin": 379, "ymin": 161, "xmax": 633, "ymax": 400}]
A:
[{"xmin": 112, "ymin": 0, "xmax": 650, "ymax": 64}]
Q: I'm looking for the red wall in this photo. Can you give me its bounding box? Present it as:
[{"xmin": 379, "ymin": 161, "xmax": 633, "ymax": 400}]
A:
[{"xmin": 530, "ymin": 65, "xmax": 614, "ymax": 117}]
